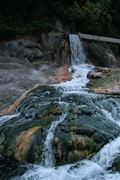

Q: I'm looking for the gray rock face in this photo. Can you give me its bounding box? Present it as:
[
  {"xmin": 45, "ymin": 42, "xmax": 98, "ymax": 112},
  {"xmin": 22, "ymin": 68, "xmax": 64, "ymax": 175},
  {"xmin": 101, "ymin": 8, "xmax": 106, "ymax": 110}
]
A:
[
  {"xmin": 103, "ymin": 49, "xmax": 117, "ymax": 68},
  {"xmin": 0, "ymin": 32, "xmax": 70, "ymax": 114},
  {"xmin": 1, "ymin": 39, "xmax": 43, "ymax": 61},
  {"xmin": 83, "ymin": 42, "xmax": 117, "ymax": 68},
  {"xmin": 0, "ymin": 55, "xmax": 50, "ymax": 113}
]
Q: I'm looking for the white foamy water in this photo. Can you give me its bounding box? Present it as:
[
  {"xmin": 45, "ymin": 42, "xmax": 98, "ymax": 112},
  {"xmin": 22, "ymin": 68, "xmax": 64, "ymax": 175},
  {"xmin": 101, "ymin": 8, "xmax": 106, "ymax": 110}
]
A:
[
  {"xmin": 54, "ymin": 34, "xmax": 94, "ymax": 94},
  {"xmin": 12, "ymin": 159, "xmax": 120, "ymax": 180},
  {"xmin": 42, "ymin": 112, "xmax": 68, "ymax": 168},
  {"xmin": 101, "ymin": 108, "xmax": 120, "ymax": 126},
  {"xmin": 0, "ymin": 113, "xmax": 20, "ymax": 126},
  {"xmin": 92, "ymin": 136, "xmax": 120, "ymax": 170},
  {"xmin": 69, "ymin": 34, "xmax": 85, "ymax": 65},
  {"xmin": 54, "ymin": 64, "xmax": 94, "ymax": 94}
]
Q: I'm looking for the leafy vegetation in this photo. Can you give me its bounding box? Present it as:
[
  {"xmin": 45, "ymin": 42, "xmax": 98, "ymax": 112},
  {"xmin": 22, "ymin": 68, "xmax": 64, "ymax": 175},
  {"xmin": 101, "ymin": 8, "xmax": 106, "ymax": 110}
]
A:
[
  {"xmin": 0, "ymin": 0, "xmax": 120, "ymax": 40},
  {"xmin": 90, "ymin": 41, "xmax": 108, "ymax": 59}
]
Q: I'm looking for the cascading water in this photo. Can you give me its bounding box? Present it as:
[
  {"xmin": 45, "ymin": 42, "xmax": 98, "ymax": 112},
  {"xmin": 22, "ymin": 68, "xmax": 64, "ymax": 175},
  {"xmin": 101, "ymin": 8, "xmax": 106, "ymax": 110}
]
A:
[
  {"xmin": 69, "ymin": 34, "xmax": 85, "ymax": 65},
  {"xmin": 0, "ymin": 34, "xmax": 120, "ymax": 180},
  {"xmin": 42, "ymin": 112, "xmax": 67, "ymax": 168}
]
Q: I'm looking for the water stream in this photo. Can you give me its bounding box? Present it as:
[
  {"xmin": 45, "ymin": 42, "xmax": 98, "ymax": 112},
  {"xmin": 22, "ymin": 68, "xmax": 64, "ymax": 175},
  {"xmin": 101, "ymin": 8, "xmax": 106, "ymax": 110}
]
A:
[
  {"xmin": 0, "ymin": 34, "xmax": 120, "ymax": 180},
  {"xmin": 42, "ymin": 112, "xmax": 68, "ymax": 168}
]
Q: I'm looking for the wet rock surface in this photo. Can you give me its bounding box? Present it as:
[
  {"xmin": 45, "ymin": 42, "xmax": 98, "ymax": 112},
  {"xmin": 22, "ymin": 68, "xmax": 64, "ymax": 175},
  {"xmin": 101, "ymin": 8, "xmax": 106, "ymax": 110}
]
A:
[
  {"xmin": 112, "ymin": 156, "xmax": 120, "ymax": 172},
  {"xmin": 0, "ymin": 86, "xmax": 120, "ymax": 165},
  {"xmin": 53, "ymin": 94, "xmax": 120, "ymax": 165},
  {"xmin": 87, "ymin": 69, "xmax": 120, "ymax": 94}
]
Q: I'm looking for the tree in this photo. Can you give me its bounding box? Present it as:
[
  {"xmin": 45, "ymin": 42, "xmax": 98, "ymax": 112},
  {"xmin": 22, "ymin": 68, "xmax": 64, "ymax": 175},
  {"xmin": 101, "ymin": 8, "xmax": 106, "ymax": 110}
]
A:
[{"xmin": 78, "ymin": 0, "xmax": 102, "ymax": 34}]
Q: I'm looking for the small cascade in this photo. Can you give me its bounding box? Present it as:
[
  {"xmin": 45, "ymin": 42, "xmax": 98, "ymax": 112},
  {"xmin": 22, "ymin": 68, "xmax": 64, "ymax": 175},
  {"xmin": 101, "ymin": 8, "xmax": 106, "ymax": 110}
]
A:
[
  {"xmin": 0, "ymin": 113, "xmax": 20, "ymax": 126},
  {"xmin": 54, "ymin": 34, "xmax": 93, "ymax": 93},
  {"xmin": 42, "ymin": 105, "xmax": 68, "ymax": 168},
  {"xmin": 69, "ymin": 34, "xmax": 85, "ymax": 65},
  {"xmin": 92, "ymin": 136, "xmax": 120, "ymax": 170}
]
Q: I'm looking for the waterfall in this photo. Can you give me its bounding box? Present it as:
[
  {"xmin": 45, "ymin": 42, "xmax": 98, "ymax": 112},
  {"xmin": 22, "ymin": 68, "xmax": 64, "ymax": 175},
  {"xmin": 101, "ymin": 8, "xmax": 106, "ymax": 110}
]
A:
[
  {"xmin": 55, "ymin": 34, "xmax": 93, "ymax": 93},
  {"xmin": 69, "ymin": 34, "xmax": 85, "ymax": 65}
]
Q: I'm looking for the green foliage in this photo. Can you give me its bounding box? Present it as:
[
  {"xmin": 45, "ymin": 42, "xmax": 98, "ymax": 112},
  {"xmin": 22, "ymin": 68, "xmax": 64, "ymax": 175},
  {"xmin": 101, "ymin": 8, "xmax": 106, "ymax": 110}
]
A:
[
  {"xmin": 0, "ymin": 0, "xmax": 120, "ymax": 40},
  {"xmin": 98, "ymin": 0, "xmax": 113, "ymax": 36},
  {"xmin": 65, "ymin": 1, "xmax": 81, "ymax": 31},
  {"xmin": 90, "ymin": 41, "xmax": 108, "ymax": 59},
  {"xmin": 66, "ymin": 1, "xmax": 81, "ymax": 21},
  {"xmin": 78, "ymin": 0, "xmax": 102, "ymax": 34},
  {"xmin": 0, "ymin": 0, "xmax": 51, "ymax": 40},
  {"xmin": 109, "ymin": 44, "xmax": 119, "ymax": 55},
  {"xmin": 52, "ymin": 2, "xmax": 66, "ymax": 20}
]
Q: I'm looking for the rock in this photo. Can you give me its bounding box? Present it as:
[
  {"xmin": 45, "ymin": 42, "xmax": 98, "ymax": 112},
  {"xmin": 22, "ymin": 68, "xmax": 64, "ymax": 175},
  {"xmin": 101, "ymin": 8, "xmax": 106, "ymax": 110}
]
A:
[
  {"xmin": 95, "ymin": 67, "xmax": 111, "ymax": 73},
  {"xmin": 87, "ymin": 71, "xmax": 104, "ymax": 79},
  {"xmin": 53, "ymin": 95, "xmax": 120, "ymax": 165},
  {"xmin": 0, "ymin": 32, "xmax": 70, "ymax": 115},
  {"xmin": 0, "ymin": 40, "xmax": 43, "ymax": 61},
  {"xmin": 87, "ymin": 69, "xmax": 120, "ymax": 94},
  {"xmin": 112, "ymin": 156, "xmax": 120, "ymax": 172},
  {"xmin": 55, "ymin": 20, "xmax": 63, "ymax": 32},
  {"xmin": 51, "ymin": 64, "xmax": 71, "ymax": 83},
  {"xmin": 104, "ymin": 49, "xmax": 117, "ymax": 68},
  {"xmin": 0, "ymin": 87, "xmax": 120, "ymax": 165},
  {"xmin": 83, "ymin": 42, "xmax": 117, "ymax": 68},
  {"xmin": 87, "ymin": 67, "xmax": 111, "ymax": 80},
  {"xmin": 0, "ymin": 55, "xmax": 52, "ymax": 115},
  {"xmin": 0, "ymin": 86, "xmax": 63, "ymax": 163}
]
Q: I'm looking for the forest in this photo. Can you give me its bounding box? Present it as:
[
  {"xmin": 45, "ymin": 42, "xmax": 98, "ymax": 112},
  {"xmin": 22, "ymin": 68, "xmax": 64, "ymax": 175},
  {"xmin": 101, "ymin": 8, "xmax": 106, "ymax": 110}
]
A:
[{"xmin": 0, "ymin": 0, "xmax": 120, "ymax": 40}]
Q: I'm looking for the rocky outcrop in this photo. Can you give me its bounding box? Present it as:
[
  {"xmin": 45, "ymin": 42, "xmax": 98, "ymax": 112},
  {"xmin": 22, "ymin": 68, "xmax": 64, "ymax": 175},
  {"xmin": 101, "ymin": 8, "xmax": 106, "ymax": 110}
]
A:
[
  {"xmin": 0, "ymin": 39, "xmax": 43, "ymax": 61},
  {"xmin": 0, "ymin": 32, "xmax": 71, "ymax": 115},
  {"xmin": 83, "ymin": 42, "xmax": 118, "ymax": 67},
  {"xmin": 53, "ymin": 94, "xmax": 120, "ymax": 165},
  {"xmin": 87, "ymin": 68, "xmax": 120, "ymax": 94},
  {"xmin": 0, "ymin": 86, "xmax": 120, "ymax": 165},
  {"xmin": 104, "ymin": 49, "xmax": 117, "ymax": 67}
]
